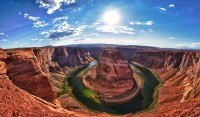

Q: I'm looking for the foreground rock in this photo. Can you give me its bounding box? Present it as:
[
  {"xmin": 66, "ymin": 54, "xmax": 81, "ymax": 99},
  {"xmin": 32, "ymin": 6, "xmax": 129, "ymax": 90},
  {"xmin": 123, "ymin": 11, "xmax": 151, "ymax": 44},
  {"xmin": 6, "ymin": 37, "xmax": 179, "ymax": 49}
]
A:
[
  {"xmin": 0, "ymin": 47, "xmax": 93, "ymax": 105},
  {"xmin": 5, "ymin": 48, "xmax": 56, "ymax": 102},
  {"xmin": 83, "ymin": 48, "xmax": 140, "ymax": 104}
]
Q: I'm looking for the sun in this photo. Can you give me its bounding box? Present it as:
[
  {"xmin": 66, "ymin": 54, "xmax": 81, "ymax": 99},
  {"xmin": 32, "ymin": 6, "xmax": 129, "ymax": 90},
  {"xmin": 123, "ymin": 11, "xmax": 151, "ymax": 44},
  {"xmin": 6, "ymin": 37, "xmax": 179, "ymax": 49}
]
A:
[{"xmin": 102, "ymin": 10, "xmax": 121, "ymax": 25}]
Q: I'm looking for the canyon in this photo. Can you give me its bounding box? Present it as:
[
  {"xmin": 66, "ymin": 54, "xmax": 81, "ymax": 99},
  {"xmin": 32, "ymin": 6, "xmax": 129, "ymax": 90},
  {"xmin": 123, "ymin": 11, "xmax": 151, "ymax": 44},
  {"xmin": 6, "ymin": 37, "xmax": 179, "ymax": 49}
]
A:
[
  {"xmin": 83, "ymin": 48, "xmax": 140, "ymax": 104},
  {"xmin": 0, "ymin": 45, "xmax": 200, "ymax": 116}
]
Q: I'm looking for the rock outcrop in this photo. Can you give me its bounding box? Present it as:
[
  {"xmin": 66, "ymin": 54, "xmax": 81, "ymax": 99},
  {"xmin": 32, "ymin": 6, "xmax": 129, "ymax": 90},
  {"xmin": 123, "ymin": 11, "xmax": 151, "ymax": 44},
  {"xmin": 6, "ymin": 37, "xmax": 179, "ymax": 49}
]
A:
[
  {"xmin": 4, "ymin": 49, "xmax": 56, "ymax": 102},
  {"xmin": 130, "ymin": 49, "xmax": 200, "ymax": 116},
  {"xmin": 0, "ymin": 45, "xmax": 200, "ymax": 116},
  {"xmin": 96, "ymin": 49, "xmax": 133, "ymax": 81},
  {"xmin": 0, "ymin": 77, "xmax": 66, "ymax": 117},
  {"xmin": 0, "ymin": 76, "xmax": 109, "ymax": 117},
  {"xmin": 83, "ymin": 48, "xmax": 140, "ymax": 104},
  {"xmin": 86, "ymin": 45, "xmax": 200, "ymax": 116},
  {"xmin": 0, "ymin": 47, "xmax": 93, "ymax": 103},
  {"xmin": 33, "ymin": 47, "xmax": 94, "ymax": 93}
]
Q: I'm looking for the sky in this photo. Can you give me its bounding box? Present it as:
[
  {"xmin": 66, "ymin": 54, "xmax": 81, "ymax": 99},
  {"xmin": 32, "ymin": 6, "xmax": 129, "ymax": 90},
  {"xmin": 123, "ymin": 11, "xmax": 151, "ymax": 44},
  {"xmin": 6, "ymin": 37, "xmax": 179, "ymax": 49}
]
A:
[{"xmin": 0, "ymin": 0, "xmax": 200, "ymax": 49}]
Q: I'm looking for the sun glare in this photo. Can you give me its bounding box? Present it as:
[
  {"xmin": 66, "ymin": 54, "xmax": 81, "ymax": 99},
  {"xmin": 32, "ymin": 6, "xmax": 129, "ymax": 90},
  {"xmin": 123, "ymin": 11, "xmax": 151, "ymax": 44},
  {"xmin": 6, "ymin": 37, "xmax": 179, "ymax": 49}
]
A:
[{"xmin": 102, "ymin": 10, "xmax": 121, "ymax": 25}]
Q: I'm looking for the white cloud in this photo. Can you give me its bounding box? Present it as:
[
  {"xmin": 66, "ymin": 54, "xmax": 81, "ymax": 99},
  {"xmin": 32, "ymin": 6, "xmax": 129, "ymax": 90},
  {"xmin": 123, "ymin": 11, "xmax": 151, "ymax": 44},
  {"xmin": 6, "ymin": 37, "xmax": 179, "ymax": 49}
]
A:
[
  {"xmin": 14, "ymin": 41, "xmax": 19, "ymax": 44},
  {"xmin": 54, "ymin": 21, "xmax": 71, "ymax": 31},
  {"xmin": 52, "ymin": 16, "xmax": 68, "ymax": 23},
  {"xmin": 146, "ymin": 21, "xmax": 154, "ymax": 26},
  {"xmin": 96, "ymin": 25, "xmax": 135, "ymax": 35},
  {"xmin": 148, "ymin": 29, "xmax": 153, "ymax": 33},
  {"xmin": 31, "ymin": 38, "xmax": 43, "ymax": 42},
  {"xmin": 169, "ymin": 4, "xmax": 175, "ymax": 8},
  {"xmin": 130, "ymin": 20, "xmax": 154, "ymax": 26},
  {"xmin": 72, "ymin": 7, "xmax": 81, "ymax": 12},
  {"xmin": 0, "ymin": 39, "xmax": 7, "ymax": 42},
  {"xmin": 168, "ymin": 37, "xmax": 175, "ymax": 40},
  {"xmin": 24, "ymin": 13, "xmax": 48, "ymax": 28},
  {"xmin": 90, "ymin": 33, "xmax": 99, "ymax": 36},
  {"xmin": 159, "ymin": 7, "xmax": 167, "ymax": 11},
  {"xmin": 41, "ymin": 20, "xmax": 88, "ymax": 39},
  {"xmin": 36, "ymin": 0, "xmax": 77, "ymax": 14},
  {"xmin": 33, "ymin": 21, "xmax": 48, "ymax": 28},
  {"xmin": 73, "ymin": 25, "xmax": 88, "ymax": 36},
  {"xmin": 50, "ymin": 37, "xmax": 140, "ymax": 46},
  {"xmin": 0, "ymin": 32, "xmax": 4, "ymax": 35},
  {"xmin": 176, "ymin": 43, "xmax": 200, "ymax": 49}
]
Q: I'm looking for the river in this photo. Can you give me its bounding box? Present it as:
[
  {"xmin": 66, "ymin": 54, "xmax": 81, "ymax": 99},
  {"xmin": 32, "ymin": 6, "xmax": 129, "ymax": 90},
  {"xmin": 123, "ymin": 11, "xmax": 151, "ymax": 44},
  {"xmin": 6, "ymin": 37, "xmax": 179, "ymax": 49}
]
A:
[{"xmin": 66, "ymin": 61, "xmax": 160, "ymax": 114}]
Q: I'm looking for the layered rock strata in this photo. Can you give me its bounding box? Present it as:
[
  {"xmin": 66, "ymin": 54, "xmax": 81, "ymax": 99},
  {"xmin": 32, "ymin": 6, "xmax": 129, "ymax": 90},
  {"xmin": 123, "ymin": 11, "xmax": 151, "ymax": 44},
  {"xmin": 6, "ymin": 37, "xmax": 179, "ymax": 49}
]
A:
[
  {"xmin": 0, "ymin": 47, "xmax": 93, "ymax": 103},
  {"xmin": 33, "ymin": 47, "xmax": 93, "ymax": 93},
  {"xmin": 83, "ymin": 48, "xmax": 140, "ymax": 104},
  {"xmin": 132, "ymin": 50, "xmax": 200, "ymax": 105},
  {"xmin": 0, "ymin": 45, "xmax": 200, "ymax": 116}
]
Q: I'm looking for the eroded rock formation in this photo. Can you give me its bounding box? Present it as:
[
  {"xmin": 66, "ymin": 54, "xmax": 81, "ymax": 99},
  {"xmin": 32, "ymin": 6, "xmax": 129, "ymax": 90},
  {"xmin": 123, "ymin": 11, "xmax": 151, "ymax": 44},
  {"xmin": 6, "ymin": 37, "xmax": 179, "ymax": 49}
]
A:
[
  {"xmin": 0, "ymin": 45, "xmax": 200, "ymax": 116},
  {"xmin": 0, "ymin": 47, "xmax": 93, "ymax": 103},
  {"xmin": 33, "ymin": 47, "xmax": 93, "ymax": 93},
  {"xmin": 83, "ymin": 48, "xmax": 140, "ymax": 104},
  {"xmin": 132, "ymin": 50, "xmax": 200, "ymax": 104}
]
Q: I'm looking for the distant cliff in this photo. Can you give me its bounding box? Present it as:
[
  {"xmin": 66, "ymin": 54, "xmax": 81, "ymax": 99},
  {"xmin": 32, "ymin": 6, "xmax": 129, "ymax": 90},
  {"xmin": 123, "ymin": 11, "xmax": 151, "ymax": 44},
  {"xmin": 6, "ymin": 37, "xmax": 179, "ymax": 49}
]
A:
[{"xmin": 131, "ymin": 49, "xmax": 200, "ymax": 105}]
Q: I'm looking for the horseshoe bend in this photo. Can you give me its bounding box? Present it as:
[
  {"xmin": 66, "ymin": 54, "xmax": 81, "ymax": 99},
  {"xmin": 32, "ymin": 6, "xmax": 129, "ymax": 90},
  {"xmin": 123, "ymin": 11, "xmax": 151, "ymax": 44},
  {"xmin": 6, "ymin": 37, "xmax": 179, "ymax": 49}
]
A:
[
  {"xmin": 83, "ymin": 48, "xmax": 141, "ymax": 104},
  {"xmin": 0, "ymin": 45, "xmax": 200, "ymax": 116},
  {"xmin": 1, "ymin": 0, "xmax": 200, "ymax": 116}
]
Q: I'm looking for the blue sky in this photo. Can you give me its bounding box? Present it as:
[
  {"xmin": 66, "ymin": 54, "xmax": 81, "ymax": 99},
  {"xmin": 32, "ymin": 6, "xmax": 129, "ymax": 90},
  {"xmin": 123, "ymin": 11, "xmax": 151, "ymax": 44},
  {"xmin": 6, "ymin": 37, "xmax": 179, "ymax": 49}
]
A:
[{"xmin": 0, "ymin": 0, "xmax": 200, "ymax": 49}]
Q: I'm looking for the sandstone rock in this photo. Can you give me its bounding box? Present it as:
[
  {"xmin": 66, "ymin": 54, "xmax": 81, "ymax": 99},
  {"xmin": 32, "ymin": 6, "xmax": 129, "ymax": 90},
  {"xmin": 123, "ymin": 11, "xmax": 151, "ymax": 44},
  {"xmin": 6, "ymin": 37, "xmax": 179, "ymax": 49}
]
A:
[
  {"xmin": 1, "ymin": 45, "xmax": 200, "ymax": 116},
  {"xmin": 0, "ymin": 48, "xmax": 7, "ymax": 60},
  {"xmin": 0, "ymin": 77, "xmax": 99, "ymax": 117},
  {"xmin": 33, "ymin": 47, "xmax": 94, "ymax": 93},
  {"xmin": 0, "ymin": 61, "xmax": 6, "ymax": 75},
  {"xmin": 3, "ymin": 47, "xmax": 94, "ymax": 102},
  {"xmin": 83, "ymin": 48, "xmax": 140, "ymax": 104},
  {"xmin": 96, "ymin": 48, "xmax": 133, "ymax": 81},
  {"xmin": 7, "ymin": 54, "xmax": 56, "ymax": 102},
  {"xmin": 132, "ymin": 49, "xmax": 200, "ymax": 105}
]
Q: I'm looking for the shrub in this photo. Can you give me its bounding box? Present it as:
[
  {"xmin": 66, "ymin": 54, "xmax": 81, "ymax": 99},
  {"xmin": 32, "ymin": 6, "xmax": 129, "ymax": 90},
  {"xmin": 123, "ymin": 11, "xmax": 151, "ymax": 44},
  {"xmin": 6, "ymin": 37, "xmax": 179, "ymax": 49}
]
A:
[
  {"xmin": 57, "ymin": 84, "xmax": 69, "ymax": 97},
  {"xmin": 7, "ymin": 51, "xmax": 15, "ymax": 55}
]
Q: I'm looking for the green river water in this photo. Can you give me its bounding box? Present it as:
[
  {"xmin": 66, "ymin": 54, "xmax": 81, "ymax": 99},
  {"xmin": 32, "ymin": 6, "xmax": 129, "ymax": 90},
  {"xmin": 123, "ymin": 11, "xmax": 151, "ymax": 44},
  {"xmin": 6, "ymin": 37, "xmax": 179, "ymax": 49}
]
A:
[{"xmin": 66, "ymin": 61, "xmax": 161, "ymax": 114}]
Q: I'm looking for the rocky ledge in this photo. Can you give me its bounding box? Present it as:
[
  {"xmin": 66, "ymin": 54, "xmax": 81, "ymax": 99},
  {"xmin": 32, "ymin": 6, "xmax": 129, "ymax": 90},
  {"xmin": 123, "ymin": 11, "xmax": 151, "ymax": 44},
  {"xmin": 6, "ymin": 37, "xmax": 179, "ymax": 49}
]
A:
[{"xmin": 83, "ymin": 48, "xmax": 141, "ymax": 104}]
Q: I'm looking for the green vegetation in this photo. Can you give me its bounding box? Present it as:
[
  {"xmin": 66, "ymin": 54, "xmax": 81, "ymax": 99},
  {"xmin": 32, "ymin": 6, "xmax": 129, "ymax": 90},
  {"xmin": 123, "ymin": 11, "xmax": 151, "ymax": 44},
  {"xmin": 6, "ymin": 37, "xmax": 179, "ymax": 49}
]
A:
[
  {"xmin": 6, "ymin": 51, "xmax": 15, "ymax": 55},
  {"xmin": 149, "ymin": 72, "xmax": 164, "ymax": 110},
  {"xmin": 131, "ymin": 64, "xmax": 163, "ymax": 112},
  {"xmin": 68, "ymin": 62, "xmax": 100, "ymax": 103},
  {"xmin": 65, "ymin": 62, "xmax": 162, "ymax": 114},
  {"xmin": 56, "ymin": 65, "xmax": 88, "ymax": 97},
  {"xmin": 57, "ymin": 84, "xmax": 69, "ymax": 97}
]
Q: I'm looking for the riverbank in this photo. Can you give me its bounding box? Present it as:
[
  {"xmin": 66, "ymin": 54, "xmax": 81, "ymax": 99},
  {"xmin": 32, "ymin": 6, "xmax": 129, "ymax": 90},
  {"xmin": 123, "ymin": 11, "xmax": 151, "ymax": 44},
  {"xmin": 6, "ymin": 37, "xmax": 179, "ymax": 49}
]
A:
[
  {"xmin": 82, "ymin": 65, "xmax": 142, "ymax": 104},
  {"xmin": 65, "ymin": 61, "xmax": 162, "ymax": 114},
  {"xmin": 131, "ymin": 62, "xmax": 163, "ymax": 114}
]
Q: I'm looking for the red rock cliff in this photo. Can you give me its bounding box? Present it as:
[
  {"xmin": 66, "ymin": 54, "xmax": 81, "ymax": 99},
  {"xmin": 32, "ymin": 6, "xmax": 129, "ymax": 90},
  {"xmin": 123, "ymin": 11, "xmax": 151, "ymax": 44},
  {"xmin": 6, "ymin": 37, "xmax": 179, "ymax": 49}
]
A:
[
  {"xmin": 33, "ymin": 47, "xmax": 94, "ymax": 93},
  {"xmin": 0, "ymin": 47, "xmax": 93, "ymax": 103},
  {"xmin": 83, "ymin": 48, "xmax": 140, "ymax": 104},
  {"xmin": 132, "ymin": 49, "xmax": 200, "ymax": 105},
  {"xmin": 4, "ymin": 48, "xmax": 56, "ymax": 102}
]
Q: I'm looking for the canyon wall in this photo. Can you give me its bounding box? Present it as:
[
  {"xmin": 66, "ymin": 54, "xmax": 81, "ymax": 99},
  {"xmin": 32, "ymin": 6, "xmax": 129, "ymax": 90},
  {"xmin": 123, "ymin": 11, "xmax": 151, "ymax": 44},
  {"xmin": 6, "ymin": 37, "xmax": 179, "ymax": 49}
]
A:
[
  {"xmin": 131, "ymin": 49, "xmax": 200, "ymax": 105},
  {"xmin": 0, "ymin": 47, "xmax": 93, "ymax": 103},
  {"xmin": 1, "ymin": 45, "xmax": 200, "ymax": 116},
  {"xmin": 87, "ymin": 46, "xmax": 200, "ymax": 116},
  {"xmin": 33, "ymin": 47, "xmax": 93, "ymax": 93}
]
